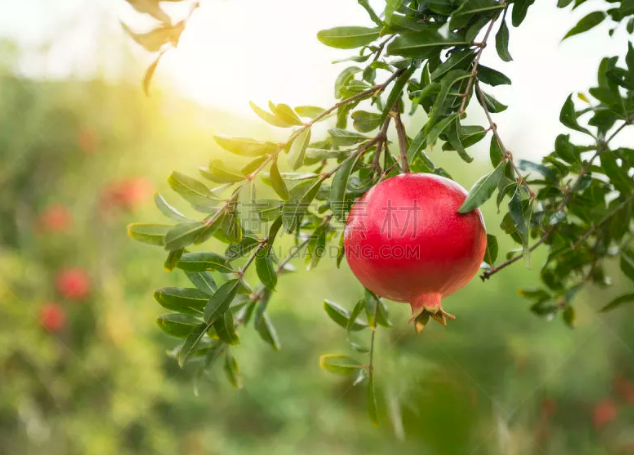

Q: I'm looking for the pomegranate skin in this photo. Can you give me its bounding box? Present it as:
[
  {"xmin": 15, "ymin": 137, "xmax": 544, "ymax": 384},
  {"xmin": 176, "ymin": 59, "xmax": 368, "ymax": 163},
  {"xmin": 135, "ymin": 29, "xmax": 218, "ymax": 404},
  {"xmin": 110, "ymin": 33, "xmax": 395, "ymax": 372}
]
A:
[{"xmin": 343, "ymin": 173, "xmax": 486, "ymax": 318}]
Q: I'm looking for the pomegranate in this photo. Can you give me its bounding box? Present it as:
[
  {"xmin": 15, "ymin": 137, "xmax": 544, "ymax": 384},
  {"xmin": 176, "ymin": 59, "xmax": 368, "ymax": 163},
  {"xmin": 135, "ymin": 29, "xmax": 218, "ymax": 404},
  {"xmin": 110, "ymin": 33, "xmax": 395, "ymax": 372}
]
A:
[
  {"xmin": 344, "ymin": 173, "xmax": 486, "ymax": 326},
  {"xmin": 38, "ymin": 204, "xmax": 72, "ymax": 233},
  {"xmin": 40, "ymin": 303, "xmax": 66, "ymax": 332},
  {"xmin": 56, "ymin": 268, "xmax": 91, "ymax": 301},
  {"xmin": 593, "ymin": 399, "xmax": 618, "ymax": 430}
]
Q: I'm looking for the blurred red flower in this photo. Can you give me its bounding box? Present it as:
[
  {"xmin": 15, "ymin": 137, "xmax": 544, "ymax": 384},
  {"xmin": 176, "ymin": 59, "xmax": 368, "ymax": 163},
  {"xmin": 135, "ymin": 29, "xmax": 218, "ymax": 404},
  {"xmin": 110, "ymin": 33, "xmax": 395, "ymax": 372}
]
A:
[
  {"xmin": 56, "ymin": 268, "xmax": 91, "ymax": 301},
  {"xmin": 40, "ymin": 303, "xmax": 66, "ymax": 332},
  {"xmin": 101, "ymin": 178, "xmax": 153, "ymax": 212},
  {"xmin": 39, "ymin": 204, "xmax": 72, "ymax": 233},
  {"xmin": 593, "ymin": 399, "xmax": 618, "ymax": 430}
]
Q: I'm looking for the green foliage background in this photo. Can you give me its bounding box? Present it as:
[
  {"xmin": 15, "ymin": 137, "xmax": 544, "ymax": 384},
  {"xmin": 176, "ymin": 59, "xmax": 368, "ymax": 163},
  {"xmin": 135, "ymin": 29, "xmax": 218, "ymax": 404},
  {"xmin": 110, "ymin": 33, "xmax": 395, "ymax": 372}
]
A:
[{"xmin": 2, "ymin": 1, "xmax": 634, "ymax": 450}]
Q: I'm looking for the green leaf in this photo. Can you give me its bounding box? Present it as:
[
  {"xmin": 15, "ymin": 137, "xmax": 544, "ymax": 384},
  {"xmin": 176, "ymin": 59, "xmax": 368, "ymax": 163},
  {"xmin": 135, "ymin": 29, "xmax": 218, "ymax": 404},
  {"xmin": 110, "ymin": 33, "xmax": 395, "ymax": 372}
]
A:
[
  {"xmin": 427, "ymin": 114, "xmax": 459, "ymax": 146},
  {"xmin": 620, "ymin": 249, "xmax": 634, "ymax": 282},
  {"xmin": 323, "ymin": 300, "xmax": 369, "ymax": 331},
  {"xmin": 168, "ymin": 171, "xmax": 219, "ymax": 208},
  {"xmin": 213, "ymin": 309, "xmax": 240, "ymax": 345},
  {"xmin": 511, "ymin": 0, "xmax": 534, "ymax": 27},
  {"xmin": 319, "ymin": 354, "xmax": 365, "ymax": 375},
  {"xmin": 352, "ymin": 110, "xmax": 382, "ymax": 132},
  {"xmin": 156, "ymin": 314, "xmax": 202, "ymax": 338},
  {"xmin": 384, "ymin": 0, "xmax": 403, "ymax": 24},
  {"xmin": 295, "ymin": 105, "xmax": 325, "ymax": 118},
  {"xmin": 186, "ymin": 271, "xmax": 217, "ymax": 295},
  {"xmin": 347, "ymin": 299, "xmax": 366, "ymax": 335},
  {"xmin": 387, "ymin": 29, "xmax": 468, "ymax": 58},
  {"xmin": 256, "ymin": 312, "xmax": 281, "ymax": 351},
  {"xmin": 270, "ymin": 102, "xmax": 303, "ymax": 126},
  {"xmin": 317, "ymin": 26, "xmax": 380, "ymax": 49},
  {"xmin": 223, "ymin": 350, "xmax": 242, "ymax": 389},
  {"xmin": 154, "ymin": 287, "xmax": 210, "ymax": 316},
  {"xmin": 429, "ymin": 69, "xmax": 470, "ymax": 124},
  {"xmin": 479, "ymin": 90, "xmax": 507, "ymax": 113},
  {"xmin": 563, "ymin": 305, "xmax": 575, "ymax": 328},
  {"xmin": 256, "ymin": 251, "xmax": 277, "ymax": 291},
  {"xmin": 204, "ymin": 279, "xmax": 240, "ymax": 322},
  {"xmin": 200, "ymin": 160, "xmax": 245, "ymax": 184},
  {"xmin": 560, "ymin": 95, "xmax": 592, "ymax": 136},
  {"xmin": 562, "ymin": 11, "xmax": 606, "ymax": 41},
  {"xmin": 179, "ymin": 322, "xmax": 209, "ymax": 368},
  {"xmin": 193, "ymin": 214, "xmax": 225, "ymax": 246},
  {"xmin": 380, "ymin": 66, "xmax": 416, "ymax": 122},
  {"xmin": 335, "ymin": 66, "xmax": 362, "ymax": 98},
  {"xmin": 164, "ymin": 221, "xmax": 206, "ymax": 251},
  {"xmin": 602, "ymin": 153, "xmax": 633, "ymax": 194},
  {"xmin": 495, "ymin": 17, "xmax": 513, "ymax": 62},
  {"xmin": 328, "ymin": 128, "xmax": 368, "ymax": 146},
  {"xmin": 225, "ymin": 235, "xmax": 260, "ymax": 260},
  {"xmin": 128, "ymin": 223, "xmax": 171, "ymax": 246},
  {"xmin": 431, "ymin": 49, "xmax": 475, "ymax": 81},
  {"xmin": 282, "ymin": 179, "xmax": 323, "ymax": 233},
  {"xmin": 477, "ymin": 65, "xmax": 512, "ymax": 86},
  {"xmin": 154, "ymin": 193, "xmax": 190, "ymax": 223},
  {"xmin": 484, "ymin": 234, "xmax": 498, "ymax": 265},
  {"xmin": 288, "ymin": 128, "xmax": 311, "ymax": 171},
  {"xmin": 450, "ymin": 0, "xmax": 505, "ymax": 29},
  {"xmin": 249, "ymin": 101, "xmax": 292, "ymax": 127},
  {"xmin": 177, "ymin": 252, "xmax": 233, "ymax": 273},
  {"xmin": 600, "ymin": 293, "xmax": 634, "ymax": 313},
  {"xmin": 331, "ymin": 152, "xmax": 363, "ymax": 221},
  {"xmin": 458, "ymin": 161, "xmax": 506, "ymax": 213},
  {"xmin": 517, "ymin": 159, "xmax": 556, "ymax": 181},
  {"xmin": 164, "ymin": 248, "xmax": 184, "ymax": 271},
  {"xmin": 270, "ymin": 157, "xmax": 290, "ymax": 200},
  {"xmin": 213, "ymin": 135, "xmax": 278, "ymax": 157}
]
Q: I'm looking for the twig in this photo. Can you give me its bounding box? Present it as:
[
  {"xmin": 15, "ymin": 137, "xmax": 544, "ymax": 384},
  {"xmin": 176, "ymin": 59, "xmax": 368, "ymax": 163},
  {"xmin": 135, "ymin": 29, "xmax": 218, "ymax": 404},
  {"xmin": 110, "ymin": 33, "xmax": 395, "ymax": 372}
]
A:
[
  {"xmin": 372, "ymin": 116, "xmax": 393, "ymax": 172},
  {"xmin": 392, "ymin": 108, "xmax": 410, "ymax": 173}
]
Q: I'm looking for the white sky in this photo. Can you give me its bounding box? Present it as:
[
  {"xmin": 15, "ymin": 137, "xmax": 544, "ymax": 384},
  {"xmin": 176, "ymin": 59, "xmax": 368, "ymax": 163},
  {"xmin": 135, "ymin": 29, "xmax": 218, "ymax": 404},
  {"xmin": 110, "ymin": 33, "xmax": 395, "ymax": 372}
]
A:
[{"xmin": 2, "ymin": 0, "xmax": 633, "ymax": 159}]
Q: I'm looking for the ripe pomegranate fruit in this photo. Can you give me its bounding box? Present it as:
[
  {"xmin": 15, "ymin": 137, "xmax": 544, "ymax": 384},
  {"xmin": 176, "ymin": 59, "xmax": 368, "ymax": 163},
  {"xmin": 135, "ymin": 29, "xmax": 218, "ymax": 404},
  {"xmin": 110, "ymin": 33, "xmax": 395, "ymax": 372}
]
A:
[
  {"xmin": 56, "ymin": 268, "xmax": 91, "ymax": 301},
  {"xmin": 40, "ymin": 303, "xmax": 66, "ymax": 332},
  {"xmin": 344, "ymin": 173, "xmax": 486, "ymax": 327}
]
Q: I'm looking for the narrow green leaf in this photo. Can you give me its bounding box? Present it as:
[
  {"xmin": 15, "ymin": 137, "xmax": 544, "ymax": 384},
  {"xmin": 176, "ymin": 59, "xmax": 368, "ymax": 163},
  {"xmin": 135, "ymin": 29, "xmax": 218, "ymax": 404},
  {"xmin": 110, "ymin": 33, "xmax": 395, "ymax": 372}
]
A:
[
  {"xmin": 387, "ymin": 29, "xmax": 468, "ymax": 58},
  {"xmin": 256, "ymin": 252, "xmax": 277, "ymax": 291},
  {"xmin": 154, "ymin": 287, "xmax": 210, "ymax": 315},
  {"xmin": 319, "ymin": 354, "xmax": 365, "ymax": 375},
  {"xmin": 431, "ymin": 49, "xmax": 475, "ymax": 81},
  {"xmin": 495, "ymin": 17, "xmax": 513, "ymax": 62},
  {"xmin": 249, "ymin": 101, "xmax": 292, "ymax": 127},
  {"xmin": 213, "ymin": 309, "xmax": 240, "ymax": 345},
  {"xmin": 427, "ymin": 114, "xmax": 459, "ymax": 146},
  {"xmin": 458, "ymin": 161, "xmax": 506, "ymax": 213},
  {"xmin": 204, "ymin": 279, "xmax": 240, "ymax": 322},
  {"xmin": 256, "ymin": 312, "xmax": 281, "ymax": 351},
  {"xmin": 380, "ymin": 66, "xmax": 416, "ymax": 122},
  {"xmin": 562, "ymin": 11, "xmax": 606, "ymax": 41},
  {"xmin": 351, "ymin": 110, "xmax": 382, "ymax": 132},
  {"xmin": 213, "ymin": 135, "xmax": 278, "ymax": 157},
  {"xmin": 164, "ymin": 248, "xmax": 184, "ymax": 271},
  {"xmin": 620, "ymin": 249, "xmax": 634, "ymax": 282},
  {"xmin": 168, "ymin": 171, "xmax": 219, "ymax": 207},
  {"xmin": 156, "ymin": 314, "xmax": 202, "ymax": 338},
  {"xmin": 179, "ymin": 322, "xmax": 209, "ymax": 368},
  {"xmin": 331, "ymin": 152, "xmax": 364, "ymax": 221},
  {"xmin": 329, "ymin": 128, "xmax": 368, "ymax": 146},
  {"xmin": 484, "ymin": 234, "xmax": 498, "ymax": 265},
  {"xmin": 367, "ymin": 368, "xmax": 379, "ymax": 426},
  {"xmin": 128, "ymin": 223, "xmax": 171, "ymax": 246},
  {"xmin": 323, "ymin": 300, "xmax": 369, "ymax": 331},
  {"xmin": 270, "ymin": 157, "xmax": 290, "ymax": 200},
  {"xmin": 317, "ymin": 26, "xmax": 381, "ymax": 49},
  {"xmin": 477, "ymin": 65, "xmax": 512, "ymax": 86},
  {"xmin": 288, "ymin": 128, "xmax": 311, "ymax": 171},
  {"xmin": 295, "ymin": 105, "xmax": 325, "ymax": 118},
  {"xmin": 177, "ymin": 252, "xmax": 233, "ymax": 273},
  {"xmin": 201, "ymin": 160, "xmax": 245, "ymax": 184},
  {"xmin": 223, "ymin": 350, "xmax": 242, "ymax": 389},
  {"xmin": 600, "ymin": 293, "xmax": 634, "ymax": 313},
  {"xmin": 164, "ymin": 221, "xmax": 206, "ymax": 251},
  {"xmin": 560, "ymin": 95, "xmax": 593, "ymax": 136},
  {"xmin": 186, "ymin": 271, "xmax": 217, "ymax": 295},
  {"xmin": 270, "ymin": 103, "xmax": 303, "ymax": 126},
  {"xmin": 154, "ymin": 193, "xmax": 190, "ymax": 223}
]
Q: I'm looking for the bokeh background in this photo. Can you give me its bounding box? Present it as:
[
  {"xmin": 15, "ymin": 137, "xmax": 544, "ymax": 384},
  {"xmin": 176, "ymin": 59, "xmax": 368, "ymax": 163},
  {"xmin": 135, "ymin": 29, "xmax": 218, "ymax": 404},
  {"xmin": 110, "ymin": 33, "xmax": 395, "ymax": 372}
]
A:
[{"xmin": 1, "ymin": 1, "xmax": 634, "ymax": 454}]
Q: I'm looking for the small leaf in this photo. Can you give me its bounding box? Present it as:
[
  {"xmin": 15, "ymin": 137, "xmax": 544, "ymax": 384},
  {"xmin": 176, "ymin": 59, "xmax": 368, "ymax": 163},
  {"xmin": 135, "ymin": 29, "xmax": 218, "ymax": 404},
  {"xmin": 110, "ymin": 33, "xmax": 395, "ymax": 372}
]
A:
[
  {"xmin": 477, "ymin": 65, "xmax": 511, "ymax": 86},
  {"xmin": 560, "ymin": 95, "xmax": 593, "ymax": 136},
  {"xmin": 225, "ymin": 235, "xmax": 260, "ymax": 260},
  {"xmin": 154, "ymin": 193, "xmax": 190, "ymax": 223},
  {"xmin": 168, "ymin": 171, "xmax": 218, "ymax": 208},
  {"xmin": 201, "ymin": 160, "xmax": 245, "ymax": 184},
  {"xmin": 177, "ymin": 252, "xmax": 233, "ymax": 273},
  {"xmin": 562, "ymin": 11, "xmax": 606, "ymax": 41},
  {"xmin": 600, "ymin": 293, "xmax": 634, "ymax": 313},
  {"xmin": 270, "ymin": 103, "xmax": 303, "ymax": 126},
  {"xmin": 563, "ymin": 305, "xmax": 575, "ymax": 328},
  {"xmin": 317, "ymin": 26, "xmax": 381, "ymax": 49},
  {"xmin": 249, "ymin": 101, "xmax": 292, "ymax": 128},
  {"xmin": 319, "ymin": 354, "xmax": 365, "ymax": 375},
  {"xmin": 156, "ymin": 314, "xmax": 202, "ymax": 338},
  {"xmin": 351, "ymin": 110, "xmax": 382, "ymax": 132},
  {"xmin": 269, "ymin": 157, "xmax": 290, "ymax": 201},
  {"xmin": 620, "ymin": 249, "xmax": 634, "ymax": 282},
  {"xmin": 426, "ymin": 114, "xmax": 459, "ymax": 146},
  {"xmin": 295, "ymin": 105, "xmax": 325, "ymax": 118},
  {"xmin": 328, "ymin": 128, "xmax": 368, "ymax": 146},
  {"xmin": 323, "ymin": 300, "xmax": 368, "ymax": 331},
  {"xmin": 490, "ymin": 136, "xmax": 505, "ymax": 167},
  {"xmin": 204, "ymin": 279, "xmax": 240, "ymax": 322},
  {"xmin": 484, "ymin": 234, "xmax": 498, "ymax": 265},
  {"xmin": 164, "ymin": 221, "xmax": 206, "ymax": 251},
  {"xmin": 128, "ymin": 223, "xmax": 171, "ymax": 246},
  {"xmin": 186, "ymin": 271, "xmax": 217, "ymax": 295},
  {"xmin": 223, "ymin": 350, "xmax": 242, "ymax": 389},
  {"xmin": 213, "ymin": 135, "xmax": 278, "ymax": 157},
  {"xmin": 164, "ymin": 248, "xmax": 184, "ymax": 271},
  {"xmin": 458, "ymin": 161, "xmax": 506, "ymax": 213},
  {"xmin": 179, "ymin": 322, "xmax": 209, "ymax": 368},
  {"xmin": 213, "ymin": 309, "xmax": 240, "ymax": 345},
  {"xmin": 256, "ymin": 251, "xmax": 277, "ymax": 291},
  {"xmin": 380, "ymin": 66, "xmax": 416, "ymax": 122},
  {"xmin": 288, "ymin": 128, "xmax": 311, "ymax": 171},
  {"xmin": 387, "ymin": 29, "xmax": 468, "ymax": 58},
  {"xmin": 495, "ymin": 17, "xmax": 513, "ymax": 62},
  {"xmin": 331, "ymin": 152, "xmax": 363, "ymax": 221},
  {"xmin": 154, "ymin": 287, "xmax": 210, "ymax": 315},
  {"xmin": 256, "ymin": 313, "xmax": 281, "ymax": 351}
]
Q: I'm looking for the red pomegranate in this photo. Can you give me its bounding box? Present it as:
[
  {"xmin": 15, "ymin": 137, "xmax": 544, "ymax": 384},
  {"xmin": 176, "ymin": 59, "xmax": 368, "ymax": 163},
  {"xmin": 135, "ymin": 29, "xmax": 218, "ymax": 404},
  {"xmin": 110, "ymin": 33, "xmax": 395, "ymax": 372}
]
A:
[
  {"xmin": 56, "ymin": 268, "xmax": 91, "ymax": 301},
  {"xmin": 593, "ymin": 399, "xmax": 618, "ymax": 430},
  {"xmin": 40, "ymin": 303, "xmax": 66, "ymax": 332},
  {"xmin": 38, "ymin": 204, "xmax": 72, "ymax": 233},
  {"xmin": 344, "ymin": 173, "xmax": 486, "ymax": 324}
]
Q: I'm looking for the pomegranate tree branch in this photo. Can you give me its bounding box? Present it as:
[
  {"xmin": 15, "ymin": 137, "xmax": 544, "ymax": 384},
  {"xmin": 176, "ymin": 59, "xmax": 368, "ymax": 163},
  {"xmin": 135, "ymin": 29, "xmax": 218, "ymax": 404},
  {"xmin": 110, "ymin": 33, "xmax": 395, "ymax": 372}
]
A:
[
  {"xmin": 481, "ymin": 119, "xmax": 632, "ymax": 281},
  {"xmin": 392, "ymin": 109, "xmax": 410, "ymax": 173}
]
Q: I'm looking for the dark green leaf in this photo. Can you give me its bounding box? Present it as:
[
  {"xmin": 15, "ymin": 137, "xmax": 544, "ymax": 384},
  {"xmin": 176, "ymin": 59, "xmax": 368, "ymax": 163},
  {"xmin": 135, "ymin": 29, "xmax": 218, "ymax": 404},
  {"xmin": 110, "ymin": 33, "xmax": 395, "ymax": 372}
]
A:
[
  {"xmin": 154, "ymin": 287, "xmax": 210, "ymax": 316},
  {"xmin": 600, "ymin": 293, "xmax": 634, "ymax": 312},
  {"xmin": 164, "ymin": 221, "xmax": 206, "ymax": 251},
  {"xmin": 128, "ymin": 223, "xmax": 171, "ymax": 246},
  {"xmin": 328, "ymin": 128, "xmax": 368, "ymax": 146},
  {"xmin": 620, "ymin": 249, "xmax": 634, "ymax": 282},
  {"xmin": 458, "ymin": 161, "xmax": 506, "ymax": 213},
  {"xmin": 177, "ymin": 252, "xmax": 233, "ymax": 273},
  {"xmin": 168, "ymin": 171, "xmax": 219, "ymax": 208},
  {"xmin": 156, "ymin": 314, "xmax": 202, "ymax": 338},
  {"xmin": 204, "ymin": 279, "xmax": 240, "ymax": 322},
  {"xmin": 387, "ymin": 29, "xmax": 467, "ymax": 58},
  {"xmin": 256, "ymin": 251, "xmax": 277, "ymax": 291},
  {"xmin": 186, "ymin": 271, "xmax": 217, "ymax": 295},
  {"xmin": 223, "ymin": 350, "xmax": 242, "ymax": 389},
  {"xmin": 560, "ymin": 95, "xmax": 592, "ymax": 136},
  {"xmin": 270, "ymin": 157, "xmax": 290, "ymax": 200},
  {"xmin": 331, "ymin": 152, "xmax": 364, "ymax": 221},
  {"xmin": 213, "ymin": 309, "xmax": 240, "ymax": 345},
  {"xmin": 484, "ymin": 234, "xmax": 499, "ymax": 265},
  {"xmin": 179, "ymin": 322, "xmax": 209, "ymax": 368},
  {"xmin": 256, "ymin": 312, "xmax": 281, "ymax": 351},
  {"xmin": 562, "ymin": 11, "xmax": 606, "ymax": 41},
  {"xmin": 352, "ymin": 110, "xmax": 382, "ymax": 132},
  {"xmin": 477, "ymin": 65, "xmax": 511, "ymax": 86},
  {"xmin": 323, "ymin": 300, "xmax": 369, "ymax": 331},
  {"xmin": 164, "ymin": 248, "xmax": 184, "ymax": 271},
  {"xmin": 380, "ymin": 66, "xmax": 416, "ymax": 122},
  {"xmin": 495, "ymin": 17, "xmax": 513, "ymax": 62}
]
